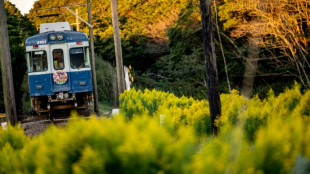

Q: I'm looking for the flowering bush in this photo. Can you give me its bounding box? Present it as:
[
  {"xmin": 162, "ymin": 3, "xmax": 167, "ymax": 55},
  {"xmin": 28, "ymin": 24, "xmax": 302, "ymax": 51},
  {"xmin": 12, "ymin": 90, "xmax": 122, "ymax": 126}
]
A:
[
  {"xmin": 120, "ymin": 89, "xmax": 210, "ymax": 135},
  {"xmin": 1, "ymin": 84, "xmax": 310, "ymax": 173},
  {"xmin": 190, "ymin": 116, "xmax": 310, "ymax": 174},
  {"xmin": 1, "ymin": 113, "xmax": 310, "ymax": 174},
  {"xmin": 0, "ymin": 116, "xmax": 197, "ymax": 174},
  {"xmin": 120, "ymin": 84, "xmax": 309, "ymax": 139}
]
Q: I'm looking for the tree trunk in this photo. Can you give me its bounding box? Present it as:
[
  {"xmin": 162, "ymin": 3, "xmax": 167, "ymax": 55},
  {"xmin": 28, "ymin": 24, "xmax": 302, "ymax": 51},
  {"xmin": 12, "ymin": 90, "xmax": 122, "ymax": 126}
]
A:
[
  {"xmin": 241, "ymin": 38, "xmax": 259, "ymax": 98},
  {"xmin": 200, "ymin": 0, "xmax": 221, "ymax": 135}
]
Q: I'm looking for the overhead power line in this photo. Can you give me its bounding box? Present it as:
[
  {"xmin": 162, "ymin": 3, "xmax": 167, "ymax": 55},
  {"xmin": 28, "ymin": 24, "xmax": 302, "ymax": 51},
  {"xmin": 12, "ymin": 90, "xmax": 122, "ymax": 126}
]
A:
[{"xmin": 212, "ymin": 0, "xmax": 232, "ymax": 101}]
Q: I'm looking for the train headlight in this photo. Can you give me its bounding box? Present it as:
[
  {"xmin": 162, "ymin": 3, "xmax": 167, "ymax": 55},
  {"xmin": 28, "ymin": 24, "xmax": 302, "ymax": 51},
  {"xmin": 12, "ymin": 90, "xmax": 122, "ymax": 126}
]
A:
[
  {"xmin": 50, "ymin": 34, "xmax": 56, "ymax": 41},
  {"xmin": 57, "ymin": 34, "xmax": 64, "ymax": 40}
]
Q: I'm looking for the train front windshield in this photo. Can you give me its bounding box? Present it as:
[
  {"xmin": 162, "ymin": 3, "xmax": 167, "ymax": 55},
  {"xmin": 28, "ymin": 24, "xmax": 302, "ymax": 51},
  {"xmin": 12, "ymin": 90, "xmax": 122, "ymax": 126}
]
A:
[
  {"xmin": 70, "ymin": 47, "xmax": 90, "ymax": 69},
  {"xmin": 26, "ymin": 51, "xmax": 48, "ymax": 72}
]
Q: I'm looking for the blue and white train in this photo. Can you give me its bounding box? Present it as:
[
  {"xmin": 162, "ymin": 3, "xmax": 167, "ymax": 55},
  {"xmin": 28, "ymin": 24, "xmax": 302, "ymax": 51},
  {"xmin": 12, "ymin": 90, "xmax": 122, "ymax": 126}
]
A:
[{"xmin": 25, "ymin": 22, "xmax": 93, "ymax": 114}]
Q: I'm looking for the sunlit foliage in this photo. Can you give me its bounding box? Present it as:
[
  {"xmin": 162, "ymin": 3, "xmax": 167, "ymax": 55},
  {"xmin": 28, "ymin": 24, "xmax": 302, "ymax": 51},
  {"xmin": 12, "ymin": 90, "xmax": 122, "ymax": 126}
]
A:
[
  {"xmin": 0, "ymin": 116, "xmax": 197, "ymax": 173},
  {"xmin": 1, "ymin": 85, "xmax": 310, "ymax": 173},
  {"xmin": 120, "ymin": 83, "xmax": 310, "ymax": 139},
  {"xmin": 28, "ymin": 0, "xmax": 191, "ymax": 40}
]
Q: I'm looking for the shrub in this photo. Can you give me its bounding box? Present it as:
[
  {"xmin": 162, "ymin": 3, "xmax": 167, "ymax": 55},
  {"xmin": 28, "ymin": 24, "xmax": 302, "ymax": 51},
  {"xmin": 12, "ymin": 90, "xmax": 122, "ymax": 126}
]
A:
[
  {"xmin": 1, "ymin": 115, "xmax": 196, "ymax": 174},
  {"xmin": 120, "ymin": 84, "xmax": 310, "ymax": 138},
  {"xmin": 1, "ymin": 85, "xmax": 310, "ymax": 173},
  {"xmin": 0, "ymin": 125, "xmax": 29, "ymax": 173},
  {"xmin": 190, "ymin": 116, "xmax": 310, "ymax": 174},
  {"xmin": 120, "ymin": 89, "xmax": 210, "ymax": 135}
]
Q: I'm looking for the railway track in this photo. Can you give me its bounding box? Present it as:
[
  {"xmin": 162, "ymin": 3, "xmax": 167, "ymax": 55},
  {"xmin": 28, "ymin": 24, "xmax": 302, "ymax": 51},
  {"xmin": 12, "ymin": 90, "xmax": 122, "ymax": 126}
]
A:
[
  {"xmin": 20, "ymin": 109, "xmax": 92, "ymax": 123},
  {"xmin": 18, "ymin": 110, "xmax": 96, "ymax": 137},
  {"xmin": 21, "ymin": 117, "xmax": 86, "ymax": 127},
  {"xmin": 1, "ymin": 109, "xmax": 111, "ymax": 137}
]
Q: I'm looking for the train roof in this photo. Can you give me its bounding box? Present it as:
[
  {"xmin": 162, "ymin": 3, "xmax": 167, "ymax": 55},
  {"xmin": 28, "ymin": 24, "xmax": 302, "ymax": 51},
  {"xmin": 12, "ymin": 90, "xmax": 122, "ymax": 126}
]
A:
[{"xmin": 25, "ymin": 30, "xmax": 88, "ymax": 47}]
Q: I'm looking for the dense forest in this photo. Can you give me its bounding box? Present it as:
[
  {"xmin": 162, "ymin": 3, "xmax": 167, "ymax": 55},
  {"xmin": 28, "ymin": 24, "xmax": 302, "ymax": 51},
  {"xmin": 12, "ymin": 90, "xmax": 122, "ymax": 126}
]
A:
[{"xmin": 2, "ymin": 0, "xmax": 310, "ymax": 112}]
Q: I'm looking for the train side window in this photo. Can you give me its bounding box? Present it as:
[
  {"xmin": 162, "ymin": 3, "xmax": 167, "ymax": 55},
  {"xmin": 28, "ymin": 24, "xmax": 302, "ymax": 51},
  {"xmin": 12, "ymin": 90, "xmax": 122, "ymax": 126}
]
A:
[
  {"xmin": 27, "ymin": 51, "xmax": 48, "ymax": 72},
  {"xmin": 53, "ymin": 49, "xmax": 64, "ymax": 70},
  {"xmin": 70, "ymin": 47, "xmax": 88, "ymax": 69}
]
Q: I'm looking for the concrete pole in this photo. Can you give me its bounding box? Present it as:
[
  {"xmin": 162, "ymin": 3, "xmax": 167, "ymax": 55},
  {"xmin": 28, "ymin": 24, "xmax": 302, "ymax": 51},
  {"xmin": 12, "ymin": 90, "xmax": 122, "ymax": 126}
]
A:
[{"xmin": 87, "ymin": 0, "xmax": 99, "ymax": 115}]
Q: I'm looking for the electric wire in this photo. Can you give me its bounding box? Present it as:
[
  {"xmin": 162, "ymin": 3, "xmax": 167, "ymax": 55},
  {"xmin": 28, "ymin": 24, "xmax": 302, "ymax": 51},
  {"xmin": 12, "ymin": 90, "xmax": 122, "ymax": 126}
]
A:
[{"xmin": 212, "ymin": 0, "xmax": 233, "ymax": 101}]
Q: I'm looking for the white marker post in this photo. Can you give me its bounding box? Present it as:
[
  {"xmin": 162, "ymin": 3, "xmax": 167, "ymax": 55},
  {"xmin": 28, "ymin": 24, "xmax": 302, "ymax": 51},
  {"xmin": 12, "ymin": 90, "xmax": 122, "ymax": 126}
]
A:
[
  {"xmin": 160, "ymin": 115, "xmax": 165, "ymax": 126},
  {"xmin": 124, "ymin": 66, "xmax": 131, "ymax": 90}
]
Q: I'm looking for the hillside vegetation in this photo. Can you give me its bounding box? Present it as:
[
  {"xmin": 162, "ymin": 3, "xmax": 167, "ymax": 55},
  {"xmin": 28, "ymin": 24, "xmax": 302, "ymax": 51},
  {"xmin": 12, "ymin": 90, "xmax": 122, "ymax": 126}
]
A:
[{"xmin": 26, "ymin": 0, "xmax": 310, "ymax": 104}]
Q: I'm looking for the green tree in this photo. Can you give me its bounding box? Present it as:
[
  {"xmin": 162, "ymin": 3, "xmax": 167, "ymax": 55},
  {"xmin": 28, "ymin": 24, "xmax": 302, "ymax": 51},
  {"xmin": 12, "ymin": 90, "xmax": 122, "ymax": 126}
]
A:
[{"xmin": 143, "ymin": 2, "xmax": 206, "ymax": 99}]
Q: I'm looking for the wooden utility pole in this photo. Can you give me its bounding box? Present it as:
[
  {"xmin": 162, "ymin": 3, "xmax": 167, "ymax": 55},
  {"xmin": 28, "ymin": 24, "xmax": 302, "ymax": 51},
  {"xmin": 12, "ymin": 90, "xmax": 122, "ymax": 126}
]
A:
[
  {"xmin": 111, "ymin": 0, "xmax": 125, "ymax": 100},
  {"xmin": 200, "ymin": 0, "xmax": 221, "ymax": 135},
  {"xmin": 0, "ymin": 0, "xmax": 17, "ymax": 125},
  {"xmin": 87, "ymin": 0, "xmax": 99, "ymax": 115}
]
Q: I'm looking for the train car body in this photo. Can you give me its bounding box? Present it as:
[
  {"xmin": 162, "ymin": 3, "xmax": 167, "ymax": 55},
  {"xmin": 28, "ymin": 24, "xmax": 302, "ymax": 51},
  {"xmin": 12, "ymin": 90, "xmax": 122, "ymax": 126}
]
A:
[{"xmin": 25, "ymin": 22, "xmax": 93, "ymax": 114}]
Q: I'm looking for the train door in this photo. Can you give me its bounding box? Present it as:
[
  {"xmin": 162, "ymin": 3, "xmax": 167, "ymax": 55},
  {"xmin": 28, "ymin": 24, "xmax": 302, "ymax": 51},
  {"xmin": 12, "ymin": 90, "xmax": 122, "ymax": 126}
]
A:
[{"xmin": 50, "ymin": 44, "xmax": 72, "ymax": 92}]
